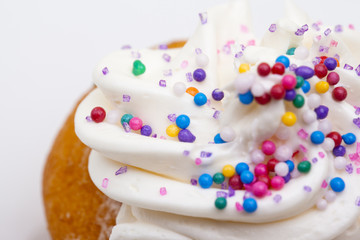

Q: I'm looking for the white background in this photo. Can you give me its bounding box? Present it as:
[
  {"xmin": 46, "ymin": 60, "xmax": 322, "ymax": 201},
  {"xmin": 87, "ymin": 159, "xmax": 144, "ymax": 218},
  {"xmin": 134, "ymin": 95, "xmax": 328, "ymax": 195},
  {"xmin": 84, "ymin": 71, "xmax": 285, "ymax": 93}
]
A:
[{"xmin": 1, "ymin": 0, "xmax": 359, "ymax": 239}]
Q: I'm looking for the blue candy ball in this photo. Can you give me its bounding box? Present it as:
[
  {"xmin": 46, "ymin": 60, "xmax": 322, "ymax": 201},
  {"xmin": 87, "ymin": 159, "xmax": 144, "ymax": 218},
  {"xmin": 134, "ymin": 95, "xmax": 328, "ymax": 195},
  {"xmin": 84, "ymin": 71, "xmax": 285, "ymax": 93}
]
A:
[
  {"xmin": 176, "ymin": 114, "xmax": 190, "ymax": 129},
  {"xmin": 243, "ymin": 198, "xmax": 258, "ymax": 213},
  {"xmin": 214, "ymin": 133, "xmax": 226, "ymax": 144},
  {"xmin": 285, "ymin": 160, "xmax": 295, "ymax": 172},
  {"xmin": 310, "ymin": 131, "xmax": 325, "ymax": 144},
  {"xmin": 239, "ymin": 91, "xmax": 254, "ymax": 105},
  {"xmin": 194, "ymin": 92, "xmax": 207, "ymax": 106},
  {"xmin": 301, "ymin": 80, "xmax": 311, "ymax": 93},
  {"xmin": 330, "ymin": 177, "xmax": 345, "ymax": 192},
  {"xmin": 240, "ymin": 170, "xmax": 254, "ymax": 184},
  {"xmin": 198, "ymin": 173, "xmax": 213, "ymax": 189},
  {"xmin": 235, "ymin": 162, "xmax": 249, "ymax": 175},
  {"xmin": 342, "ymin": 133, "xmax": 356, "ymax": 145},
  {"xmin": 276, "ymin": 55, "xmax": 290, "ymax": 68}
]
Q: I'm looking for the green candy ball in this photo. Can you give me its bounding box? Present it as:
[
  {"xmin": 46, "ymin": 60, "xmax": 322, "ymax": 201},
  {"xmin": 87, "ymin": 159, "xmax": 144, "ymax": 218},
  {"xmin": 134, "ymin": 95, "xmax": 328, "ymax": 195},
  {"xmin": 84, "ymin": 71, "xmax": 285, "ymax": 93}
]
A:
[
  {"xmin": 215, "ymin": 197, "xmax": 227, "ymax": 210},
  {"xmin": 132, "ymin": 60, "xmax": 146, "ymax": 76},
  {"xmin": 293, "ymin": 94, "xmax": 305, "ymax": 108},
  {"xmin": 213, "ymin": 172, "xmax": 225, "ymax": 184},
  {"xmin": 295, "ymin": 76, "xmax": 304, "ymax": 89},
  {"xmin": 298, "ymin": 161, "xmax": 311, "ymax": 173}
]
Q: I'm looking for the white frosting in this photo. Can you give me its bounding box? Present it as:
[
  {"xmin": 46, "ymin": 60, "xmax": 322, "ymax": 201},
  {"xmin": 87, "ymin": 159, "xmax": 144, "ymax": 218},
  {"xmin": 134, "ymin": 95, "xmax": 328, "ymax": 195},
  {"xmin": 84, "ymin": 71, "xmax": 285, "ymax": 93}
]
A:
[{"xmin": 74, "ymin": 0, "xmax": 360, "ymax": 239}]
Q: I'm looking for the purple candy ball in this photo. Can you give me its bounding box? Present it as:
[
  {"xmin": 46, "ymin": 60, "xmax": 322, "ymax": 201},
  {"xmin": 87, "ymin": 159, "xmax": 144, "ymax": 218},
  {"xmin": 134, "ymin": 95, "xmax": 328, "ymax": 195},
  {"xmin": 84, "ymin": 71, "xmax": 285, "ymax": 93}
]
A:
[
  {"xmin": 314, "ymin": 105, "xmax": 329, "ymax": 119},
  {"xmin": 333, "ymin": 145, "xmax": 346, "ymax": 157},
  {"xmin": 178, "ymin": 129, "xmax": 196, "ymax": 143},
  {"xmin": 193, "ymin": 68, "xmax": 206, "ymax": 82},
  {"xmin": 283, "ymin": 173, "xmax": 291, "ymax": 183},
  {"xmin": 284, "ymin": 89, "xmax": 297, "ymax": 101},
  {"xmin": 140, "ymin": 125, "xmax": 152, "ymax": 136},
  {"xmin": 295, "ymin": 66, "xmax": 315, "ymax": 79},
  {"xmin": 212, "ymin": 88, "xmax": 224, "ymax": 101},
  {"xmin": 324, "ymin": 57, "xmax": 337, "ymax": 71}
]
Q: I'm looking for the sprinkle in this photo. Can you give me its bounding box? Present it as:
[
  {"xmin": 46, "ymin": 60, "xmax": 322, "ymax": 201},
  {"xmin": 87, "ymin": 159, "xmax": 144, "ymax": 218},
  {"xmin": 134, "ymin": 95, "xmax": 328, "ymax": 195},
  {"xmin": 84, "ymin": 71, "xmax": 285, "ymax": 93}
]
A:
[
  {"xmin": 115, "ymin": 166, "xmax": 128, "ymax": 175},
  {"xmin": 190, "ymin": 178, "xmax": 197, "ymax": 185},
  {"xmin": 121, "ymin": 45, "xmax": 132, "ymax": 49},
  {"xmin": 235, "ymin": 202, "xmax": 243, "ymax": 211},
  {"xmin": 299, "ymin": 144, "xmax": 308, "ymax": 153},
  {"xmin": 312, "ymin": 157, "xmax": 318, "ymax": 164},
  {"xmin": 235, "ymin": 51, "xmax": 243, "ymax": 58},
  {"xmin": 319, "ymin": 46, "xmax": 329, "ymax": 53},
  {"xmin": 159, "ymin": 80, "xmax": 166, "ymax": 87},
  {"xmin": 312, "ymin": 23, "xmax": 320, "ymax": 31},
  {"xmin": 228, "ymin": 186, "xmax": 235, "ymax": 197},
  {"xmin": 295, "ymin": 28, "xmax": 305, "ymax": 36},
  {"xmin": 183, "ymin": 150, "xmax": 190, "ymax": 156},
  {"xmin": 315, "ymin": 35, "xmax": 322, "ymax": 42},
  {"xmin": 217, "ymin": 191, "xmax": 228, "ymax": 198},
  {"xmin": 181, "ymin": 60, "xmax": 188, "ymax": 69},
  {"xmin": 312, "ymin": 57, "xmax": 321, "ymax": 65},
  {"xmin": 346, "ymin": 164, "xmax": 354, "ymax": 174},
  {"xmin": 131, "ymin": 51, "xmax": 141, "ymax": 59},
  {"xmin": 297, "ymin": 129, "xmax": 309, "ymax": 139},
  {"xmin": 356, "ymin": 196, "xmax": 360, "ymax": 206},
  {"xmin": 160, "ymin": 136, "xmax": 167, "ymax": 140},
  {"xmin": 186, "ymin": 72, "xmax": 193, "ymax": 82},
  {"xmin": 355, "ymin": 65, "xmax": 360, "ymax": 76},
  {"xmin": 195, "ymin": 48, "xmax": 202, "ymax": 54},
  {"xmin": 318, "ymin": 152, "xmax": 325, "ymax": 158},
  {"xmin": 330, "ymin": 40, "xmax": 338, "ymax": 47},
  {"xmin": 168, "ymin": 114, "xmax": 177, "ymax": 122},
  {"xmin": 354, "ymin": 118, "xmax": 360, "ymax": 128},
  {"xmin": 195, "ymin": 158, "xmax": 202, "ymax": 165},
  {"xmin": 334, "ymin": 25, "xmax": 343, "ymax": 32},
  {"xmin": 304, "ymin": 186, "xmax": 312, "ymax": 192},
  {"xmin": 102, "ymin": 178, "xmax": 109, "ymax": 188},
  {"xmin": 213, "ymin": 110, "xmax": 220, "ymax": 119},
  {"xmin": 122, "ymin": 122, "xmax": 131, "ymax": 133},
  {"xmin": 199, "ymin": 12, "xmax": 208, "ymax": 24},
  {"xmin": 349, "ymin": 24, "xmax": 355, "ymax": 30},
  {"xmin": 289, "ymin": 64, "xmax": 297, "ymax": 72},
  {"xmin": 164, "ymin": 69, "xmax": 172, "ymax": 76},
  {"xmin": 243, "ymin": 191, "xmax": 254, "ymax": 200},
  {"xmin": 102, "ymin": 67, "xmax": 109, "ymax": 75},
  {"xmin": 357, "ymin": 168, "xmax": 360, "ymax": 174},
  {"xmin": 221, "ymin": 182, "xmax": 228, "ymax": 190},
  {"xmin": 269, "ymin": 24, "xmax": 277, "ymax": 32},
  {"xmin": 240, "ymin": 24, "xmax": 249, "ymax": 33},
  {"xmin": 200, "ymin": 151, "xmax": 212, "ymax": 158},
  {"xmin": 344, "ymin": 64, "xmax": 354, "ymax": 70},
  {"xmin": 160, "ymin": 187, "xmax": 167, "ymax": 196},
  {"xmin": 222, "ymin": 44, "xmax": 231, "ymax": 54},
  {"xmin": 151, "ymin": 133, "xmax": 157, "ymax": 138},
  {"xmin": 86, "ymin": 116, "xmax": 92, "ymax": 122},
  {"xmin": 273, "ymin": 194, "xmax": 282, "ymax": 203},
  {"xmin": 159, "ymin": 44, "xmax": 168, "ymax": 50},
  {"xmin": 123, "ymin": 95, "xmax": 131, "ymax": 102},
  {"xmin": 321, "ymin": 180, "xmax": 328, "ymax": 188},
  {"xmin": 324, "ymin": 28, "xmax": 331, "ymax": 36},
  {"xmin": 162, "ymin": 53, "xmax": 171, "ymax": 62},
  {"xmin": 247, "ymin": 40, "xmax": 256, "ymax": 46},
  {"xmin": 302, "ymin": 24, "xmax": 309, "ymax": 31},
  {"xmin": 334, "ymin": 54, "xmax": 340, "ymax": 61}
]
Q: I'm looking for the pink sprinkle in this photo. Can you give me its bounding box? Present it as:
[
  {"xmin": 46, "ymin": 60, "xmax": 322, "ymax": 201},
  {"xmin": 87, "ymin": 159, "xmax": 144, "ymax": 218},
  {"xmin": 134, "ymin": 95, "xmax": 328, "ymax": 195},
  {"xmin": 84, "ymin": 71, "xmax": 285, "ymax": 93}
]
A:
[
  {"xmin": 357, "ymin": 142, "xmax": 360, "ymax": 152},
  {"xmin": 217, "ymin": 49, "xmax": 220, "ymax": 54},
  {"xmin": 357, "ymin": 168, "xmax": 360, "ymax": 174},
  {"xmin": 330, "ymin": 40, "xmax": 338, "ymax": 47},
  {"xmin": 318, "ymin": 152, "xmax": 325, "ymax": 158},
  {"xmin": 302, "ymin": 157, "xmax": 308, "ymax": 161},
  {"xmin": 240, "ymin": 24, "xmax": 249, "ymax": 33},
  {"xmin": 297, "ymin": 129, "xmax": 309, "ymax": 139},
  {"xmin": 315, "ymin": 35, "xmax": 322, "ymax": 41},
  {"xmin": 299, "ymin": 144, "xmax": 308, "ymax": 153},
  {"xmin": 160, "ymin": 187, "xmax": 167, "ymax": 196},
  {"xmin": 235, "ymin": 202, "xmax": 243, "ymax": 211},
  {"xmin": 195, "ymin": 158, "xmax": 202, "ymax": 165},
  {"xmin": 227, "ymin": 40, "xmax": 235, "ymax": 45},
  {"xmin": 321, "ymin": 180, "xmax": 328, "ymax": 188},
  {"xmin": 349, "ymin": 153, "xmax": 360, "ymax": 161},
  {"xmin": 160, "ymin": 136, "xmax": 167, "ymax": 140},
  {"xmin": 247, "ymin": 39, "xmax": 255, "ymax": 46},
  {"xmin": 349, "ymin": 24, "xmax": 355, "ymax": 30},
  {"xmin": 102, "ymin": 178, "xmax": 109, "ymax": 188},
  {"xmin": 181, "ymin": 60, "xmax": 188, "ymax": 69}
]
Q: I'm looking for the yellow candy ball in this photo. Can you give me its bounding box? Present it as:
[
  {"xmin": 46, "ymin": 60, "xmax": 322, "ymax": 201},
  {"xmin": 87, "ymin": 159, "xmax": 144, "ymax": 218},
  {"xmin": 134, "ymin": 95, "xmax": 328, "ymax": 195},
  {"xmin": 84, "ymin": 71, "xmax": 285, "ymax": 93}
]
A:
[
  {"xmin": 281, "ymin": 112, "xmax": 297, "ymax": 126},
  {"xmin": 222, "ymin": 164, "xmax": 235, "ymax": 178},
  {"xmin": 315, "ymin": 81, "xmax": 329, "ymax": 94},
  {"xmin": 166, "ymin": 124, "xmax": 180, "ymax": 137},
  {"xmin": 239, "ymin": 63, "xmax": 250, "ymax": 73}
]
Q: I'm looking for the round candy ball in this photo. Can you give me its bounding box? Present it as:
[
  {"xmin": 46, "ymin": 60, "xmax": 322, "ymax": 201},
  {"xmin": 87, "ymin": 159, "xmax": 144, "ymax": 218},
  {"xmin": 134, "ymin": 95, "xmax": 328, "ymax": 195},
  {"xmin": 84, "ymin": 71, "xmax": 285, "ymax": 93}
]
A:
[
  {"xmin": 285, "ymin": 160, "xmax": 295, "ymax": 172},
  {"xmin": 307, "ymin": 94, "xmax": 321, "ymax": 109},
  {"xmin": 332, "ymin": 86, "xmax": 347, "ymax": 101},
  {"xmin": 262, "ymin": 140, "xmax": 276, "ymax": 155},
  {"xmin": 293, "ymin": 94, "xmax": 305, "ymax": 108},
  {"xmin": 220, "ymin": 126, "xmax": 236, "ymax": 142},
  {"xmin": 295, "ymin": 76, "xmax": 305, "ymax": 89},
  {"xmin": 314, "ymin": 105, "xmax": 329, "ymax": 119},
  {"xmin": 302, "ymin": 110, "xmax": 317, "ymax": 124},
  {"xmin": 166, "ymin": 124, "xmax": 180, "ymax": 137},
  {"xmin": 129, "ymin": 117, "xmax": 143, "ymax": 130},
  {"xmin": 255, "ymin": 93, "xmax": 272, "ymax": 105},
  {"xmin": 342, "ymin": 133, "xmax": 356, "ymax": 145},
  {"xmin": 196, "ymin": 53, "xmax": 209, "ymax": 67},
  {"xmin": 239, "ymin": 63, "xmax": 250, "ymax": 73},
  {"xmin": 236, "ymin": 162, "xmax": 249, "ymax": 175},
  {"xmin": 267, "ymin": 158, "xmax": 279, "ymax": 172},
  {"xmin": 270, "ymin": 84, "xmax": 286, "ymax": 99},
  {"xmin": 316, "ymin": 199, "xmax": 328, "ymax": 211},
  {"xmin": 314, "ymin": 64, "xmax": 328, "ymax": 79},
  {"xmin": 284, "ymin": 89, "xmax": 296, "ymax": 101},
  {"xmin": 271, "ymin": 62, "xmax": 285, "ymax": 75},
  {"xmin": 257, "ymin": 62, "xmax": 271, "ymax": 77},
  {"xmin": 140, "ymin": 125, "xmax": 152, "ymax": 136},
  {"xmin": 327, "ymin": 72, "xmax": 340, "ymax": 85},
  {"xmin": 213, "ymin": 172, "xmax": 225, "ymax": 184},
  {"xmin": 212, "ymin": 88, "xmax": 224, "ymax": 101},
  {"xmin": 294, "ymin": 46, "xmax": 309, "ymax": 60},
  {"xmin": 271, "ymin": 176, "xmax": 285, "ymax": 190},
  {"xmin": 121, "ymin": 113, "xmax": 133, "ymax": 124},
  {"xmin": 193, "ymin": 68, "xmax": 206, "ymax": 82},
  {"xmin": 330, "ymin": 177, "xmax": 345, "ymax": 192},
  {"xmin": 275, "ymin": 162, "xmax": 289, "ymax": 177},
  {"xmin": 295, "ymin": 66, "xmax": 314, "ymax": 79},
  {"xmin": 327, "ymin": 131, "xmax": 342, "ymax": 146},
  {"xmin": 176, "ymin": 114, "xmax": 190, "ymax": 129},
  {"xmin": 310, "ymin": 131, "xmax": 325, "ymax": 144},
  {"xmin": 252, "ymin": 181, "xmax": 268, "ymax": 198},
  {"xmin": 222, "ymin": 164, "xmax": 236, "ymax": 178},
  {"xmin": 254, "ymin": 163, "xmax": 268, "ymax": 176},
  {"xmin": 198, "ymin": 173, "xmax": 213, "ymax": 188},
  {"xmin": 281, "ymin": 112, "xmax": 297, "ymax": 126},
  {"xmin": 178, "ymin": 129, "xmax": 196, "ymax": 143},
  {"xmin": 257, "ymin": 175, "xmax": 271, "ymax": 188},
  {"xmin": 215, "ymin": 197, "xmax": 227, "ymax": 210},
  {"xmin": 239, "ymin": 91, "xmax": 254, "ymax": 104},
  {"xmin": 173, "ymin": 82, "xmax": 187, "ymax": 96},
  {"xmin": 240, "ymin": 170, "xmax": 254, "ymax": 184},
  {"xmin": 333, "ymin": 145, "xmax": 346, "ymax": 157},
  {"xmin": 297, "ymin": 161, "xmax": 311, "ymax": 173},
  {"xmin": 243, "ymin": 198, "xmax": 258, "ymax": 213},
  {"xmin": 334, "ymin": 156, "xmax": 347, "ymax": 170},
  {"xmin": 251, "ymin": 150, "xmax": 265, "ymax": 165},
  {"xmin": 214, "ymin": 133, "xmax": 226, "ymax": 144},
  {"xmin": 324, "ymin": 57, "xmax": 338, "ymax": 71},
  {"xmin": 229, "ymin": 175, "xmax": 243, "ymax": 190},
  {"xmin": 276, "ymin": 55, "xmax": 290, "ymax": 68},
  {"xmin": 194, "ymin": 92, "xmax": 207, "ymax": 106},
  {"xmin": 301, "ymin": 80, "xmax": 311, "ymax": 93},
  {"xmin": 281, "ymin": 75, "xmax": 297, "ymax": 89},
  {"xmin": 325, "ymin": 190, "xmax": 337, "ymax": 202},
  {"xmin": 91, "ymin": 106, "xmax": 106, "ymax": 123},
  {"xmin": 315, "ymin": 81, "xmax": 330, "ymax": 94}
]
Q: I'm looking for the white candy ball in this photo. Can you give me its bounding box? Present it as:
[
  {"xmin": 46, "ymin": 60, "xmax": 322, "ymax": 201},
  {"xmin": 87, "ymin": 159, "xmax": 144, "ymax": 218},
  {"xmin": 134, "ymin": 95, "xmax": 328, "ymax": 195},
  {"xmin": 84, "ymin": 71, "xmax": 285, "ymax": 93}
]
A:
[
  {"xmin": 250, "ymin": 82, "xmax": 265, "ymax": 97},
  {"xmin": 307, "ymin": 94, "xmax": 321, "ymax": 109},
  {"xmin": 294, "ymin": 46, "xmax": 309, "ymax": 60},
  {"xmin": 322, "ymin": 138, "xmax": 335, "ymax": 151},
  {"xmin": 303, "ymin": 110, "xmax": 317, "ymax": 124},
  {"xmin": 173, "ymin": 82, "xmax": 186, "ymax": 96},
  {"xmin": 220, "ymin": 126, "xmax": 236, "ymax": 142},
  {"xmin": 196, "ymin": 53, "xmax": 209, "ymax": 67},
  {"xmin": 318, "ymin": 120, "xmax": 332, "ymax": 135},
  {"xmin": 275, "ymin": 162, "xmax": 289, "ymax": 176},
  {"xmin": 106, "ymin": 110, "xmax": 121, "ymax": 124},
  {"xmin": 274, "ymin": 145, "xmax": 292, "ymax": 161},
  {"xmin": 251, "ymin": 149, "xmax": 265, "ymax": 164},
  {"xmin": 234, "ymin": 73, "xmax": 255, "ymax": 94},
  {"xmin": 324, "ymin": 190, "xmax": 336, "ymax": 202},
  {"xmin": 316, "ymin": 199, "xmax": 327, "ymax": 211},
  {"xmin": 276, "ymin": 126, "xmax": 291, "ymax": 140},
  {"xmin": 334, "ymin": 156, "xmax": 347, "ymax": 170},
  {"xmin": 290, "ymin": 168, "xmax": 301, "ymax": 178}
]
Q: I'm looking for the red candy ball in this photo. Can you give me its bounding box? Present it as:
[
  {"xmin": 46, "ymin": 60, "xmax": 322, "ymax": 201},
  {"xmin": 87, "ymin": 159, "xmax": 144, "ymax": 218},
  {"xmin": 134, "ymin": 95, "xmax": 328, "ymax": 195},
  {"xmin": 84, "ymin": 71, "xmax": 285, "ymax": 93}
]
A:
[
  {"xmin": 229, "ymin": 175, "xmax": 243, "ymax": 190},
  {"xmin": 327, "ymin": 72, "xmax": 340, "ymax": 85},
  {"xmin": 326, "ymin": 131, "xmax": 342, "ymax": 146},
  {"xmin": 314, "ymin": 64, "xmax": 328, "ymax": 79},
  {"xmin": 257, "ymin": 63, "xmax": 271, "ymax": 77},
  {"xmin": 332, "ymin": 87, "xmax": 347, "ymax": 101},
  {"xmin": 319, "ymin": 56, "xmax": 327, "ymax": 64},
  {"xmin": 270, "ymin": 84, "xmax": 286, "ymax": 99},
  {"xmin": 255, "ymin": 93, "xmax": 271, "ymax": 105},
  {"xmin": 90, "ymin": 106, "xmax": 106, "ymax": 123},
  {"xmin": 257, "ymin": 175, "xmax": 271, "ymax": 188},
  {"xmin": 267, "ymin": 158, "xmax": 279, "ymax": 172},
  {"xmin": 271, "ymin": 63, "xmax": 285, "ymax": 75}
]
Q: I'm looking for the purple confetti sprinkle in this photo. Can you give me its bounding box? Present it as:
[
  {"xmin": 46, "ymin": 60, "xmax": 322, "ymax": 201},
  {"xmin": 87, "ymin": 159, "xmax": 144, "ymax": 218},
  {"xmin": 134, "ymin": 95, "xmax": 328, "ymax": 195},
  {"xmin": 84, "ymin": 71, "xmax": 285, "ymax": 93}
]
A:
[
  {"xmin": 235, "ymin": 51, "xmax": 243, "ymax": 58},
  {"xmin": 302, "ymin": 24, "xmax": 309, "ymax": 31},
  {"xmin": 289, "ymin": 64, "xmax": 297, "ymax": 72},
  {"xmin": 221, "ymin": 182, "xmax": 228, "ymax": 190},
  {"xmin": 333, "ymin": 54, "xmax": 340, "ymax": 61},
  {"xmin": 190, "ymin": 178, "xmax": 197, "ymax": 186},
  {"xmin": 199, "ymin": 12, "xmax": 208, "ymax": 24},
  {"xmin": 164, "ymin": 69, "xmax": 172, "ymax": 76},
  {"xmin": 152, "ymin": 133, "xmax": 157, "ymax": 138},
  {"xmin": 115, "ymin": 166, "xmax": 128, "ymax": 175},
  {"xmin": 312, "ymin": 157, "xmax": 318, "ymax": 164},
  {"xmin": 344, "ymin": 64, "xmax": 354, "ymax": 70},
  {"xmin": 273, "ymin": 194, "xmax": 282, "ymax": 203},
  {"xmin": 334, "ymin": 25, "xmax": 343, "ymax": 32},
  {"xmin": 319, "ymin": 46, "xmax": 329, "ymax": 53},
  {"xmin": 159, "ymin": 44, "xmax": 168, "ymax": 50},
  {"xmin": 217, "ymin": 191, "xmax": 228, "ymax": 198},
  {"xmin": 186, "ymin": 72, "xmax": 193, "ymax": 82},
  {"xmin": 324, "ymin": 28, "xmax": 331, "ymax": 36},
  {"xmin": 355, "ymin": 65, "xmax": 360, "ymax": 76},
  {"xmin": 228, "ymin": 186, "xmax": 235, "ymax": 197},
  {"xmin": 168, "ymin": 114, "xmax": 177, "ymax": 122},
  {"xmin": 240, "ymin": 44, "xmax": 246, "ymax": 51},
  {"xmin": 346, "ymin": 163, "xmax": 354, "ymax": 174},
  {"xmin": 304, "ymin": 186, "xmax": 312, "ymax": 192},
  {"xmin": 355, "ymin": 107, "xmax": 360, "ymax": 115},
  {"xmin": 269, "ymin": 24, "xmax": 277, "ymax": 32},
  {"xmin": 355, "ymin": 196, "xmax": 360, "ymax": 206},
  {"xmin": 162, "ymin": 53, "xmax": 171, "ymax": 62},
  {"xmin": 131, "ymin": 51, "xmax": 141, "ymax": 59},
  {"xmin": 295, "ymin": 28, "xmax": 305, "ymax": 36},
  {"xmin": 183, "ymin": 150, "xmax": 190, "ymax": 156},
  {"xmin": 122, "ymin": 122, "xmax": 131, "ymax": 133},
  {"xmin": 102, "ymin": 67, "xmax": 109, "ymax": 75},
  {"xmin": 222, "ymin": 44, "xmax": 231, "ymax": 54},
  {"xmin": 159, "ymin": 80, "xmax": 166, "ymax": 87},
  {"xmin": 200, "ymin": 151, "xmax": 212, "ymax": 158},
  {"xmin": 123, "ymin": 95, "xmax": 131, "ymax": 102},
  {"xmin": 312, "ymin": 57, "xmax": 321, "ymax": 65},
  {"xmin": 121, "ymin": 45, "xmax": 132, "ymax": 49},
  {"xmin": 86, "ymin": 116, "xmax": 92, "ymax": 122},
  {"xmin": 354, "ymin": 118, "xmax": 360, "ymax": 128},
  {"xmin": 243, "ymin": 191, "xmax": 254, "ymax": 200},
  {"xmin": 312, "ymin": 23, "xmax": 320, "ymax": 31},
  {"xmin": 213, "ymin": 110, "xmax": 220, "ymax": 119},
  {"xmin": 195, "ymin": 48, "xmax": 202, "ymax": 54}
]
